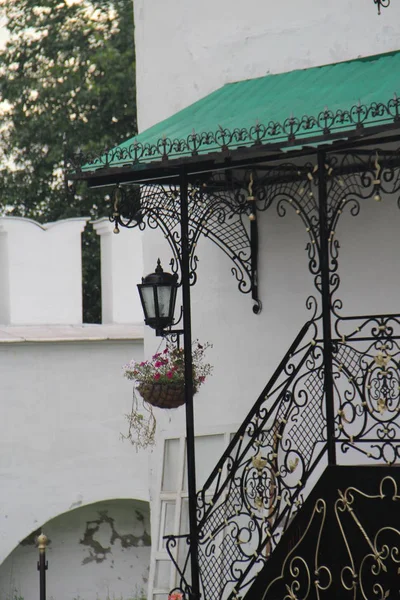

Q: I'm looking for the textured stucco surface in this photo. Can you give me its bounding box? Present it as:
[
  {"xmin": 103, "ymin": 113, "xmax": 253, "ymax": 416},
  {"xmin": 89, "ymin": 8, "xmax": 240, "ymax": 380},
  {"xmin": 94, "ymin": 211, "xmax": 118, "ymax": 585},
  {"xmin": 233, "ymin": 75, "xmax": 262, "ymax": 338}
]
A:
[
  {"xmin": 0, "ymin": 218, "xmax": 87, "ymax": 325},
  {"xmin": 0, "ymin": 499, "xmax": 151, "ymax": 600},
  {"xmin": 134, "ymin": 0, "xmax": 400, "ymax": 131},
  {"xmin": 0, "ymin": 339, "xmax": 147, "ymax": 566},
  {"xmin": 133, "ymin": 0, "xmax": 400, "ymax": 439},
  {"xmin": 133, "ymin": 3, "xmax": 400, "ymax": 595}
]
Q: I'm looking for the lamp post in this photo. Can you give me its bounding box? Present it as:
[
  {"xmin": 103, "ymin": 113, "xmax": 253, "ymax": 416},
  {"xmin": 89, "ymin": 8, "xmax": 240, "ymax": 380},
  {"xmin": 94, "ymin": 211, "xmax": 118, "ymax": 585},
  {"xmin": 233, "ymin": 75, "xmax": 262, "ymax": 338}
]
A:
[
  {"xmin": 37, "ymin": 533, "xmax": 48, "ymax": 600},
  {"xmin": 137, "ymin": 172, "xmax": 200, "ymax": 600}
]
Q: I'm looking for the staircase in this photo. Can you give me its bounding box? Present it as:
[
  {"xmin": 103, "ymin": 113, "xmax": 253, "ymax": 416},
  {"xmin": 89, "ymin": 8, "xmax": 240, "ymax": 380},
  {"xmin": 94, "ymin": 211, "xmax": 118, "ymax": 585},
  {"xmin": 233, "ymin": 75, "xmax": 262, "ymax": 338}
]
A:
[
  {"xmin": 165, "ymin": 313, "xmax": 400, "ymax": 599},
  {"xmin": 247, "ymin": 465, "xmax": 400, "ymax": 600}
]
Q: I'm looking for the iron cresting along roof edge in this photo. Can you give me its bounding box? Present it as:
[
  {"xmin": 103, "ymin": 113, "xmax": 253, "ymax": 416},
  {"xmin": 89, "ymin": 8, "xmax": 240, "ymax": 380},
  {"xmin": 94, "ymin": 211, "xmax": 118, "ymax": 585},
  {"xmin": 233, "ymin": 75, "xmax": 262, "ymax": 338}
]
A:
[{"xmin": 69, "ymin": 50, "xmax": 400, "ymax": 178}]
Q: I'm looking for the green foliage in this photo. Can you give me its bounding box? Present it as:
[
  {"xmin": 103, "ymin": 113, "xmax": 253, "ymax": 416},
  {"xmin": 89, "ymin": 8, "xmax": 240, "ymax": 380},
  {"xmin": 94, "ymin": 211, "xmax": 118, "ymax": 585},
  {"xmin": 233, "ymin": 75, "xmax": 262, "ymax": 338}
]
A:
[
  {"xmin": 122, "ymin": 388, "xmax": 157, "ymax": 451},
  {"xmin": 5, "ymin": 592, "xmax": 24, "ymax": 600},
  {"xmin": 0, "ymin": 0, "xmax": 137, "ymax": 322}
]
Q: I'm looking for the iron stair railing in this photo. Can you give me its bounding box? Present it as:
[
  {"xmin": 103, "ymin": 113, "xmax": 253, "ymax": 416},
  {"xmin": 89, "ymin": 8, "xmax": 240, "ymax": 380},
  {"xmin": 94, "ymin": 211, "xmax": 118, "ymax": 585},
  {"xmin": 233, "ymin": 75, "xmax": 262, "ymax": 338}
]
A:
[
  {"xmin": 166, "ymin": 319, "xmax": 329, "ymax": 599},
  {"xmin": 166, "ymin": 312, "xmax": 400, "ymax": 599},
  {"xmin": 245, "ymin": 465, "xmax": 400, "ymax": 599},
  {"xmin": 331, "ymin": 312, "xmax": 400, "ymax": 464}
]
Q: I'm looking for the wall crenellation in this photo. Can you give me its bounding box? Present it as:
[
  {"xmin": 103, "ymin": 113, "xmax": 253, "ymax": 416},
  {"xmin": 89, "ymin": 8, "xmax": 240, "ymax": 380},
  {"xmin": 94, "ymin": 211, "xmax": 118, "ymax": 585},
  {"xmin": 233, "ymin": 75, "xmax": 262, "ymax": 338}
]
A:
[{"xmin": 0, "ymin": 216, "xmax": 144, "ymax": 326}]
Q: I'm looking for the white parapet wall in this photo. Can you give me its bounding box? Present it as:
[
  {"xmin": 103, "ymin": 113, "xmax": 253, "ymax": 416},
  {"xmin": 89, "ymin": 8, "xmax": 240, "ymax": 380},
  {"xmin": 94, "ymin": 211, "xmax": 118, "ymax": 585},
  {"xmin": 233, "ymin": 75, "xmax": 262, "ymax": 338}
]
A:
[
  {"xmin": 0, "ymin": 217, "xmax": 88, "ymax": 325},
  {"xmin": 0, "ymin": 215, "xmax": 148, "ymax": 598},
  {"xmin": 93, "ymin": 218, "xmax": 144, "ymax": 325},
  {"xmin": 0, "ymin": 329, "xmax": 147, "ymax": 598}
]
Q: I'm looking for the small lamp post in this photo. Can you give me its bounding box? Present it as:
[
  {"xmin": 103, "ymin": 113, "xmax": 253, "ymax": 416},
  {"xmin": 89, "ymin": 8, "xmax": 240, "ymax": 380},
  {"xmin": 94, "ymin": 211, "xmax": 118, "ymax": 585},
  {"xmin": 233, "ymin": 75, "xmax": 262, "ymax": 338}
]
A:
[
  {"xmin": 138, "ymin": 248, "xmax": 200, "ymax": 599},
  {"xmin": 37, "ymin": 533, "xmax": 48, "ymax": 600},
  {"xmin": 137, "ymin": 259, "xmax": 178, "ymax": 336}
]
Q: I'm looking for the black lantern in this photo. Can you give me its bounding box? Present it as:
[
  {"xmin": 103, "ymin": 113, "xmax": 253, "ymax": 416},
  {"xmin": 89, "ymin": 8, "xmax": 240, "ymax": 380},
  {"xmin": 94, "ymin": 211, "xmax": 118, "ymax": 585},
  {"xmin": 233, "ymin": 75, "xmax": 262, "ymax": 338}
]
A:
[{"xmin": 138, "ymin": 259, "xmax": 178, "ymax": 335}]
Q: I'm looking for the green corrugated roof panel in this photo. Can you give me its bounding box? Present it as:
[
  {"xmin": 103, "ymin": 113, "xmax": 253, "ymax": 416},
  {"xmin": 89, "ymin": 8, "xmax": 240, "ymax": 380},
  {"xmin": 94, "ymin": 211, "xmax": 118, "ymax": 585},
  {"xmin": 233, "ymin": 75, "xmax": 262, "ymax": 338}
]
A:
[{"xmin": 88, "ymin": 50, "xmax": 400, "ymax": 170}]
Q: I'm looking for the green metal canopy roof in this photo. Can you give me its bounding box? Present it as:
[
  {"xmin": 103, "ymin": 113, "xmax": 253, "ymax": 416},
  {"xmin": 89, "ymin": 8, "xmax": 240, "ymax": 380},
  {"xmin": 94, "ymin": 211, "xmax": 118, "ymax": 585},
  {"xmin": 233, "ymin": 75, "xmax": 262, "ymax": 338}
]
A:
[{"xmin": 80, "ymin": 50, "xmax": 400, "ymax": 174}]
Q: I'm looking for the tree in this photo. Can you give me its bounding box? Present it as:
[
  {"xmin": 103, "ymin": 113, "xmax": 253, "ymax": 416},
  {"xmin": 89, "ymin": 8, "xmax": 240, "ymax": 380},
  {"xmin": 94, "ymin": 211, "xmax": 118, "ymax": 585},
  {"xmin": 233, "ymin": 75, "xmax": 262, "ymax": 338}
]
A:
[{"xmin": 0, "ymin": 0, "xmax": 137, "ymax": 322}]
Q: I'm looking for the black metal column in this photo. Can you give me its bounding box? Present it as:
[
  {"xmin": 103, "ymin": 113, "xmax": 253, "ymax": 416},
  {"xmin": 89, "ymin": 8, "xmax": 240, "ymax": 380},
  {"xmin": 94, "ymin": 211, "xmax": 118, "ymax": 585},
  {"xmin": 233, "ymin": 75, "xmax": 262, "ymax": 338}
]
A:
[
  {"xmin": 179, "ymin": 170, "xmax": 200, "ymax": 599},
  {"xmin": 317, "ymin": 150, "xmax": 336, "ymax": 465},
  {"xmin": 37, "ymin": 533, "xmax": 48, "ymax": 600}
]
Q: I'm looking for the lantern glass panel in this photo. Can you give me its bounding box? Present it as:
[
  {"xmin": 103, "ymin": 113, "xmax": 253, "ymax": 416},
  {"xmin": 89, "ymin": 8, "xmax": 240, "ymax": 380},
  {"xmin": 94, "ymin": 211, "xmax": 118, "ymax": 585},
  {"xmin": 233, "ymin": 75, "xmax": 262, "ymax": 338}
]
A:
[
  {"xmin": 157, "ymin": 285, "xmax": 173, "ymax": 318},
  {"xmin": 141, "ymin": 286, "xmax": 156, "ymax": 319}
]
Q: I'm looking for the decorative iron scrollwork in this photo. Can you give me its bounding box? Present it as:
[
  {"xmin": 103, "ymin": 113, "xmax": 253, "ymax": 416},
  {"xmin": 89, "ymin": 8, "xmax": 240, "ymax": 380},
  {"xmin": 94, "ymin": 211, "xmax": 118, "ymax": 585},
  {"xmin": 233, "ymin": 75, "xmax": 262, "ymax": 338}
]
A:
[
  {"xmin": 73, "ymin": 139, "xmax": 400, "ymax": 599},
  {"xmin": 332, "ymin": 313, "xmax": 400, "ymax": 465},
  {"xmin": 336, "ymin": 475, "xmax": 400, "ymax": 599},
  {"xmin": 238, "ymin": 149, "xmax": 400, "ymax": 317},
  {"xmin": 261, "ymin": 498, "xmax": 330, "ymax": 600},
  {"xmin": 67, "ymin": 97, "xmax": 400, "ymax": 171},
  {"xmin": 374, "ymin": 0, "xmax": 390, "ymax": 14},
  {"xmin": 108, "ymin": 178, "xmax": 262, "ymax": 312},
  {"xmin": 246, "ymin": 468, "xmax": 400, "ymax": 599},
  {"xmin": 165, "ymin": 321, "xmax": 330, "ymax": 599},
  {"xmin": 106, "ymin": 147, "xmax": 400, "ymax": 321}
]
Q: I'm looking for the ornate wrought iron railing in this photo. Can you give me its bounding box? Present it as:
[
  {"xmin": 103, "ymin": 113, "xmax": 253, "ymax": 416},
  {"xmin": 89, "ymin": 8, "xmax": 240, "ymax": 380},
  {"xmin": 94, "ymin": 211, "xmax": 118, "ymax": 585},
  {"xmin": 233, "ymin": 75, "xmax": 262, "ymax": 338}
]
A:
[
  {"xmin": 332, "ymin": 312, "xmax": 400, "ymax": 464},
  {"xmin": 166, "ymin": 319, "xmax": 330, "ymax": 599},
  {"xmin": 246, "ymin": 465, "xmax": 400, "ymax": 599},
  {"xmin": 165, "ymin": 312, "xmax": 400, "ymax": 600}
]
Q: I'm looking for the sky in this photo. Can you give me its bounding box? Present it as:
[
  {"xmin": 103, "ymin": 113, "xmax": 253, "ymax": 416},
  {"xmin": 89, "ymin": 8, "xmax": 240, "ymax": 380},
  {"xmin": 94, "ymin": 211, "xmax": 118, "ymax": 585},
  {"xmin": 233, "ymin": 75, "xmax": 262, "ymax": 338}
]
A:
[{"xmin": 0, "ymin": 17, "xmax": 8, "ymax": 49}]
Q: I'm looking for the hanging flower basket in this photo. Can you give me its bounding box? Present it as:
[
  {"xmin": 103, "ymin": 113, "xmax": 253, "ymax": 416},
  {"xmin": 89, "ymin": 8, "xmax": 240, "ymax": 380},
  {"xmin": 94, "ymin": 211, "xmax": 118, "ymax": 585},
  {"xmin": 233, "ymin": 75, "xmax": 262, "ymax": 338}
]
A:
[
  {"xmin": 122, "ymin": 340, "xmax": 212, "ymax": 450},
  {"xmin": 137, "ymin": 382, "xmax": 186, "ymax": 409},
  {"xmin": 124, "ymin": 341, "xmax": 212, "ymax": 410}
]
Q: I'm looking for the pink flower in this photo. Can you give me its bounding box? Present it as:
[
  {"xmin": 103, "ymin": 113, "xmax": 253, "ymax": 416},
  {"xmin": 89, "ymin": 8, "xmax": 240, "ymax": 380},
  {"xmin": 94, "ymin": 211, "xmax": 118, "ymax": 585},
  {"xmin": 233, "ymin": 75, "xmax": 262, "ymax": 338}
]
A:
[
  {"xmin": 154, "ymin": 373, "xmax": 161, "ymax": 381},
  {"xmin": 199, "ymin": 376, "xmax": 205, "ymax": 383},
  {"xmin": 155, "ymin": 361, "xmax": 162, "ymax": 368},
  {"xmin": 152, "ymin": 352, "xmax": 161, "ymax": 359},
  {"xmin": 168, "ymin": 594, "xmax": 183, "ymax": 600},
  {"xmin": 167, "ymin": 371, "xmax": 173, "ymax": 379},
  {"xmin": 163, "ymin": 348, "xmax": 169, "ymax": 354},
  {"xmin": 139, "ymin": 361, "xmax": 146, "ymax": 367}
]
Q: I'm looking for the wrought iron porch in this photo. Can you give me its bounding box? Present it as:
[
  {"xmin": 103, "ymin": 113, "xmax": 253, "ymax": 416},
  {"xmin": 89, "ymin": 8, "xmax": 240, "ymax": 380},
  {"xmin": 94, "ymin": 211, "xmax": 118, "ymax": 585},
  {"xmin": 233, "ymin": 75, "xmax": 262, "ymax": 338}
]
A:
[
  {"xmin": 69, "ymin": 66, "xmax": 400, "ymax": 597},
  {"xmin": 125, "ymin": 148, "xmax": 400, "ymax": 599},
  {"xmin": 165, "ymin": 310, "xmax": 400, "ymax": 599},
  {"xmin": 92, "ymin": 147, "xmax": 400, "ymax": 599}
]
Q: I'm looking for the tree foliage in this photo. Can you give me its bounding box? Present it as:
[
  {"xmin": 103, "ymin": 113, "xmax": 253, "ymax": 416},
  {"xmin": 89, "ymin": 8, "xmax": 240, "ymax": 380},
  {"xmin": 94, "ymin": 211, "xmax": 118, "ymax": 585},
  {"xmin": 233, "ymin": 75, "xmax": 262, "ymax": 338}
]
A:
[{"xmin": 0, "ymin": 0, "xmax": 137, "ymax": 321}]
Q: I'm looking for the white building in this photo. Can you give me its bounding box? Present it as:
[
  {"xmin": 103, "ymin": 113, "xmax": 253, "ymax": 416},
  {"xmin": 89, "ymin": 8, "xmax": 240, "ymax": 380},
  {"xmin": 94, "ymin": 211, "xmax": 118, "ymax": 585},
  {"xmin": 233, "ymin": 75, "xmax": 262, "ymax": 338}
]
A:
[
  {"xmin": 3, "ymin": 1, "xmax": 400, "ymax": 599},
  {"xmin": 84, "ymin": 1, "xmax": 400, "ymax": 598},
  {"xmin": 0, "ymin": 217, "xmax": 148, "ymax": 600}
]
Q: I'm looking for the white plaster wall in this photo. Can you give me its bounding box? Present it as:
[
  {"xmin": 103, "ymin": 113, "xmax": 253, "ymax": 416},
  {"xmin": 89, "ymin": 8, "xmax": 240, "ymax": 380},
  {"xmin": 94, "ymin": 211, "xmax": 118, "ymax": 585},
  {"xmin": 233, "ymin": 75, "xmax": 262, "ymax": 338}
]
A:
[
  {"xmin": 133, "ymin": 7, "xmax": 400, "ymax": 589},
  {"xmin": 133, "ymin": 0, "xmax": 400, "ymax": 438},
  {"xmin": 0, "ymin": 499, "xmax": 150, "ymax": 600},
  {"xmin": 0, "ymin": 218, "xmax": 87, "ymax": 325},
  {"xmin": 134, "ymin": 0, "xmax": 400, "ymax": 131},
  {"xmin": 93, "ymin": 219, "xmax": 144, "ymax": 325},
  {"xmin": 335, "ymin": 193, "xmax": 400, "ymax": 315},
  {"xmin": 0, "ymin": 230, "xmax": 10, "ymax": 323},
  {"xmin": 0, "ymin": 338, "xmax": 148, "ymax": 567}
]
